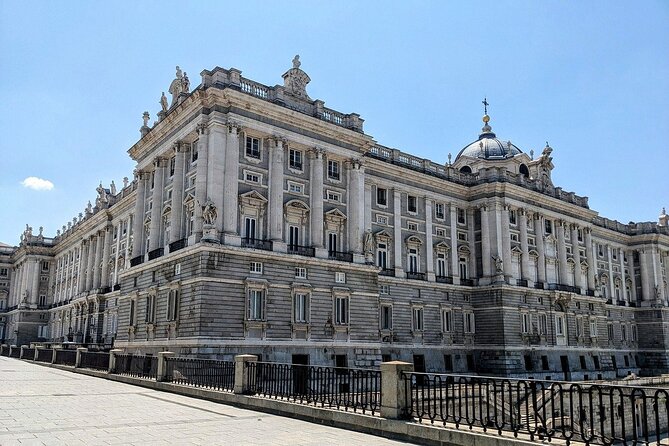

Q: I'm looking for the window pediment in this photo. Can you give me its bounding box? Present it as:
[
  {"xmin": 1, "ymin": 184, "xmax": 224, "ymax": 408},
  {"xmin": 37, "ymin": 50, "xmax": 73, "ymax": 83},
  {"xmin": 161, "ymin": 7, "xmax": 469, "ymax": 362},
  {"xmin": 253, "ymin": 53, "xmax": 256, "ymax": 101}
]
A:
[
  {"xmin": 240, "ymin": 190, "xmax": 268, "ymax": 205},
  {"xmin": 374, "ymin": 230, "xmax": 392, "ymax": 241},
  {"xmin": 434, "ymin": 241, "xmax": 449, "ymax": 251},
  {"xmin": 325, "ymin": 208, "xmax": 347, "ymax": 221},
  {"xmin": 405, "ymin": 235, "xmax": 422, "ymax": 246}
]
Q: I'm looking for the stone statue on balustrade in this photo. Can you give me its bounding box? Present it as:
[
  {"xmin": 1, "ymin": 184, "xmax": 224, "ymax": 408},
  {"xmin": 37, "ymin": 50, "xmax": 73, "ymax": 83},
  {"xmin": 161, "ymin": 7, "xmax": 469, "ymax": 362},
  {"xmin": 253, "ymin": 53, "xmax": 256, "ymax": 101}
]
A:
[
  {"xmin": 160, "ymin": 92, "xmax": 168, "ymax": 112},
  {"xmin": 201, "ymin": 200, "xmax": 220, "ymax": 243},
  {"xmin": 363, "ymin": 230, "xmax": 374, "ymax": 264},
  {"xmin": 493, "ymin": 255, "xmax": 504, "ymax": 274},
  {"xmin": 168, "ymin": 66, "xmax": 184, "ymax": 105}
]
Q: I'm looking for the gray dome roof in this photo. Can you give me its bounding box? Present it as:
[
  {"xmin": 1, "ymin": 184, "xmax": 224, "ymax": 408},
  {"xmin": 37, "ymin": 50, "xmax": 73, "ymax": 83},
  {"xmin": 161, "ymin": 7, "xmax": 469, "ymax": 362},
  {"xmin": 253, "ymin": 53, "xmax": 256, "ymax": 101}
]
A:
[{"xmin": 455, "ymin": 116, "xmax": 522, "ymax": 161}]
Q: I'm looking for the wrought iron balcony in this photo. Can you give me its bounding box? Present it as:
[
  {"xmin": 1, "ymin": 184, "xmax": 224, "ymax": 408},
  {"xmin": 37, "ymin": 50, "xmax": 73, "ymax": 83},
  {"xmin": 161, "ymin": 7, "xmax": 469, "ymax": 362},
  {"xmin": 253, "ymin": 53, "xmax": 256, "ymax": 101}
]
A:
[
  {"xmin": 241, "ymin": 238, "xmax": 273, "ymax": 251},
  {"xmin": 436, "ymin": 275, "xmax": 453, "ymax": 284},
  {"xmin": 130, "ymin": 256, "xmax": 144, "ymax": 267},
  {"xmin": 616, "ymin": 300, "xmax": 627, "ymax": 307},
  {"xmin": 99, "ymin": 286, "xmax": 111, "ymax": 295},
  {"xmin": 287, "ymin": 244, "xmax": 315, "ymax": 257},
  {"xmin": 586, "ymin": 289, "xmax": 595, "ymax": 297},
  {"xmin": 534, "ymin": 282, "xmax": 544, "ymax": 290},
  {"xmin": 516, "ymin": 279, "xmax": 529, "ymax": 287},
  {"xmin": 460, "ymin": 278, "xmax": 475, "ymax": 286},
  {"xmin": 328, "ymin": 251, "xmax": 353, "ymax": 263},
  {"xmin": 169, "ymin": 238, "xmax": 187, "ymax": 253},
  {"xmin": 379, "ymin": 268, "xmax": 395, "ymax": 277},
  {"xmin": 406, "ymin": 271, "xmax": 426, "ymax": 281},
  {"xmin": 148, "ymin": 248, "xmax": 164, "ymax": 261},
  {"xmin": 113, "ymin": 284, "xmax": 121, "ymax": 291}
]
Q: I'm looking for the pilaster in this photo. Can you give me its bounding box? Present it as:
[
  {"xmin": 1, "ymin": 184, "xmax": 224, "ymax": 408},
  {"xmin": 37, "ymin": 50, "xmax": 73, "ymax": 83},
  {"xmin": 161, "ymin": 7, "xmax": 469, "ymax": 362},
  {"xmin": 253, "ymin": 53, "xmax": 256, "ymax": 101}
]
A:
[
  {"xmin": 425, "ymin": 198, "xmax": 434, "ymax": 281},
  {"xmin": 169, "ymin": 142, "xmax": 188, "ymax": 245},
  {"xmin": 193, "ymin": 123, "xmax": 209, "ymax": 242},
  {"xmin": 393, "ymin": 189, "xmax": 403, "ymax": 276},
  {"xmin": 223, "ymin": 123, "xmax": 241, "ymax": 245},
  {"xmin": 309, "ymin": 148, "xmax": 324, "ymax": 251},
  {"xmin": 268, "ymin": 137, "xmax": 285, "ymax": 246},
  {"xmin": 148, "ymin": 157, "xmax": 167, "ymax": 252}
]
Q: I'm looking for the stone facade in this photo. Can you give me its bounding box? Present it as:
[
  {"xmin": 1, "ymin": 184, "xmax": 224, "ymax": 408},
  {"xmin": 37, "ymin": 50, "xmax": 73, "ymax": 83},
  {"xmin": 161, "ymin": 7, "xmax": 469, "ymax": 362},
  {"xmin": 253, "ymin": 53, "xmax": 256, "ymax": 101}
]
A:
[{"xmin": 2, "ymin": 58, "xmax": 669, "ymax": 379}]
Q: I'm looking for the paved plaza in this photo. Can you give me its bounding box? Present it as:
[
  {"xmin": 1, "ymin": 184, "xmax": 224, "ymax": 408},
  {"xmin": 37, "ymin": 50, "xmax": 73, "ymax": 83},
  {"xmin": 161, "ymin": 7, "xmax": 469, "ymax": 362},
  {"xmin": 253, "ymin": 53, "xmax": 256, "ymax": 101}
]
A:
[{"xmin": 0, "ymin": 357, "xmax": 415, "ymax": 446}]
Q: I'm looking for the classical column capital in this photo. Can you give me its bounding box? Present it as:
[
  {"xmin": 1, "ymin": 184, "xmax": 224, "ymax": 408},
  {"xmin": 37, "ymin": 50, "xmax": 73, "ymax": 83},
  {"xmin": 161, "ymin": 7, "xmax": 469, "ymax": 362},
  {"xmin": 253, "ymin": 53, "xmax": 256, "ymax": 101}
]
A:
[
  {"xmin": 308, "ymin": 147, "xmax": 324, "ymax": 159},
  {"xmin": 226, "ymin": 121, "xmax": 242, "ymax": 134},
  {"xmin": 196, "ymin": 122, "xmax": 208, "ymax": 135},
  {"xmin": 346, "ymin": 158, "xmax": 364, "ymax": 170},
  {"xmin": 176, "ymin": 142, "xmax": 191, "ymax": 153},
  {"xmin": 268, "ymin": 135, "xmax": 287, "ymax": 148},
  {"xmin": 154, "ymin": 157, "xmax": 169, "ymax": 168}
]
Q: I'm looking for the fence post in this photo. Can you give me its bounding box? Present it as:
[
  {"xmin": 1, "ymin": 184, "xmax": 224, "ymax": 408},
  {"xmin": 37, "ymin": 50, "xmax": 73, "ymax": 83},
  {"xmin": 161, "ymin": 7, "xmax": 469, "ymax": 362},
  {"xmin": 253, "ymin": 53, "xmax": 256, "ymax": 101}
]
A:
[
  {"xmin": 380, "ymin": 361, "xmax": 414, "ymax": 419},
  {"xmin": 9, "ymin": 345, "xmax": 17, "ymax": 357},
  {"xmin": 75, "ymin": 347, "xmax": 88, "ymax": 368},
  {"xmin": 0, "ymin": 345, "xmax": 6, "ymax": 355},
  {"xmin": 51, "ymin": 346, "xmax": 61, "ymax": 364},
  {"xmin": 156, "ymin": 351, "xmax": 175, "ymax": 382},
  {"xmin": 19, "ymin": 345, "xmax": 28, "ymax": 359},
  {"xmin": 108, "ymin": 349, "xmax": 123, "ymax": 373},
  {"xmin": 34, "ymin": 347, "xmax": 41, "ymax": 361},
  {"xmin": 234, "ymin": 354, "xmax": 258, "ymax": 394}
]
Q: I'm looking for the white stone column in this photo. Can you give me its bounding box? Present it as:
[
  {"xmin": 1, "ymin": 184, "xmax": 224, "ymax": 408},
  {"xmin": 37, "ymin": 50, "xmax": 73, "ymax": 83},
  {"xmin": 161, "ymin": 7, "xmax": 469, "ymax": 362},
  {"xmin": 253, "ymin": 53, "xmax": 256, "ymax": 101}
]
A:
[
  {"xmin": 393, "ymin": 190, "xmax": 403, "ymax": 276},
  {"xmin": 223, "ymin": 124, "xmax": 240, "ymax": 245},
  {"xmin": 619, "ymin": 247, "xmax": 627, "ymax": 303},
  {"xmin": 93, "ymin": 232, "xmax": 104, "ymax": 289},
  {"xmin": 652, "ymin": 248, "xmax": 665, "ymax": 302},
  {"xmin": 639, "ymin": 247, "xmax": 651, "ymax": 302},
  {"xmin": 309, "ymin": 148, "xmax": 325, "ymax": 257},
  {"xmin": 557, "ymin": 221, "xmax": 569, "ymax": 285},
  {"xmin": 500, "ymin": 205, "xmax": 512, "ymax": 281},
  {"xmin": 169, "ymin": 142, "xmax": 188, "ymax": 245},
  {"xmin": 100, "ymin": 226, "xmax": 112, "ymax": 288},
  {"xmin": 148, "ymin": 158, "xmax": 167, "ymax": 252},
  {"xmin": 481, "ymin": 205, "xmax": 492, "ymax": 278},
  {"xmin": 205, "ymin": 124, "xmax": 226, "ymax": 238},
  {"xmin": 606, "ymin": 245, "xmax": 615, "ymax": 299},
  {"xmin": 450, "ymin": 203, "xmax": 460, "ymax": 283},
  {"xmin": 86, "ymin": 236, "xmax": 96, "ymax": 291},
  {"xmin": 571, "ymin": 224, "xmax": 583, "ymax": 290},
  {"xmin": 534, "ymin": 214, "xmax": 547, "ymax": 284},
  {"xmin": 131, "ymin": 171, "xmax": 149, "ymax": 258},
  {"xmin": 466, "ymin": 208, "xmax": 476, "ymax": 280},
  {"xmin": 519, "ymin": 209, "xmax": 530, "ymax": 281},
  {"xmin": 268, "ymin": 137, "xmax": 285, "ymax": 247},
  {"xmin": 364, "ymin": 183, "xmax": 372, "ymax": 231},
  {"xmin": 628, "ymin": 250, "xmax": 637, "ymax": 302},
  {"xmin": 584, "ymin": 228, "xmax": 596, "ymax": 291},
  {"xmin": 112, "ymin": 225, "xmax": 122, "ymax": 285},
  {"xmin": 31, "ymin": 259, "xmax": 40, "ymax": 305},
  {"xmin": 78, "ymin": 241, "xmax": 88, "ymax": 293},
  {"xmin": 347, "ymin": 159, "xmax": 365, "ymax": 258},
  {"xmin": 193, "ymin": 123, "xmax": 209, "ymax": 242},
  {"xmin": 425, "ymin": 198, "xmax": 434, "ymax": 281}
]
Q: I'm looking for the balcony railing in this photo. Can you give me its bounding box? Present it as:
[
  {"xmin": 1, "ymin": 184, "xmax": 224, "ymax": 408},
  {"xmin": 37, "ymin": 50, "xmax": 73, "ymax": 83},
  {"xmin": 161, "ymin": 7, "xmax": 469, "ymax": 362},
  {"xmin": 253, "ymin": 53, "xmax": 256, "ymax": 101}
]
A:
[
  {"xmin": 435, "ymin": 275, "xmax": 453, "ymax": 284},
  {"xmin": 328, "ymin": 251, "xmax": 353, "ymax": 263},
  {"xmin": 287, "ymin": 244, "xmax": 315, "ymax": 257},
  {"xmin": 586, "ymin": 289, "xmax": 595, "ymax": 297},
  {"xmin": 112, "ymin": 284, "xmax": 121, "ymax": 291},
  {"xmin": 241, "ymin": 238, "xmax": 273, "ymax": 251},
  {"xmin": 130, "ymin": 256, "xmax": 144, "ymax": 267},
  {"xmin": 406, "ymin": 271, "xmax": 426, "ymax": 281},
  {"xmin": 169, "ymin": 238, "xmax": 187, "ymax": 253},
  {"xmin": 379, "ymin": 268, "xmax": 395, "ymax": 277},
  {"xmin": 460, "ymin": 278, "xmax": 474, "ymax": 286},
  {"xmin": 148, "ymin": 248, "xmax": 164, "ymax": 261},
  {"xmin": 546, "ymin": 283, "xmax": 581, "ymax": 294},
  {"xmin": 617, "ymin": 300, "xmax": 627, "ymax": 307},
  {"xmin": 534, "ymin": 282, "xmax": 544, "ymax": 290},
  {"xmin": 99, "ymin": 286, "xmax": 111, "ymax": 294},
  {"xmin": 516, "ymin": 279, "xmax": 529, "ymax": 287}
]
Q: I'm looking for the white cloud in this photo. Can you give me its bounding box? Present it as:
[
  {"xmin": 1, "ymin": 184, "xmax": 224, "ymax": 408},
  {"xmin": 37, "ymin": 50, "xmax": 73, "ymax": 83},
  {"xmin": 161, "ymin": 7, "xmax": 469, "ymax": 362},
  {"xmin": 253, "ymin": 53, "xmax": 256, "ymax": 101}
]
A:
[{"xmin": 21, "ymin": 176, "xmax": 54, "ymax": 191}]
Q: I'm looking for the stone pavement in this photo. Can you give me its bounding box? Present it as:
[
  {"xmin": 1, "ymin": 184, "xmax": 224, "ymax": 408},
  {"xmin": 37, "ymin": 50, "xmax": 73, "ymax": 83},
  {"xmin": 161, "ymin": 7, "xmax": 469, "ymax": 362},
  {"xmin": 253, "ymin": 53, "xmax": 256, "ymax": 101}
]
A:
[{"xmin": 0, "ymin": 357, "xmax": 416, "ymax": 446}]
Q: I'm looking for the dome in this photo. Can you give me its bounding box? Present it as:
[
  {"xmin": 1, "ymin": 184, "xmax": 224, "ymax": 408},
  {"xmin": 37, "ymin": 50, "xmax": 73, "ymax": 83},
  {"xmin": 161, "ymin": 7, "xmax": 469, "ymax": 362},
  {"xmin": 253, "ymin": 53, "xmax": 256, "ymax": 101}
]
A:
[{"xmin": 455, "ymin": 115, "xmax": 522, "ymax": 161}]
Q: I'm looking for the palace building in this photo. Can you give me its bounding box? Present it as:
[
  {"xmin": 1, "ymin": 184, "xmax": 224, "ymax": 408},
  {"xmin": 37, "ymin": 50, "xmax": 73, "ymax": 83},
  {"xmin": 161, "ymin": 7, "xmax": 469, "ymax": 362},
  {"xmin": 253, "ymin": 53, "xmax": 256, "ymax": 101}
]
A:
[{"xmin": 1, "ymin": 57, "xmax": 668, "ymax": 379}]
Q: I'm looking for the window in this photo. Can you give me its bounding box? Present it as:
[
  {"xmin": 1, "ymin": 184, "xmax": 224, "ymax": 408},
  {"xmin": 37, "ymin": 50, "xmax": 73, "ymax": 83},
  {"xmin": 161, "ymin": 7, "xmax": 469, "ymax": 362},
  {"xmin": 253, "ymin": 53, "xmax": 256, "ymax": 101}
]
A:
[
  {"xmin": 556, "ymin": 314, "xmax": 565, "ymax": 336},
  {"xmin": 576, "ymin": 317, "xmax": 583, "ymax": 337},
  {"xmin": 509, "ymin": 210, "xmax": 517, "ymax": 225},
  {"xmin": 510, "ymin": 233, "xmax": 519, "ymax": 242},
  {"xmin": 408, "ymin": 222, "xmax": 418, "ymax": 231},
  {"xmin": 169, "ymin": 157, "xmax": 176, "ymax": 177},
  {"xmin": 41, "ymin": 262, "xmax": 49, "ymax": 271},
  {"xmin": 328, "ymin": 233, "xmax": 338, "ymax": 254},
  {"xmin": 521, "ymin": 313, "xmax": 531, "ymax": 334},
  {"xmin": 631, "ymin": 324, "xmax": 637, "ymax": 342},
  {"xmin": 579, "ymin": 355, "xmax": 587, "ymax": 369},
  {"xmin": 247, "ymin": 289, "xmax": 265, "ymax": 321},
  {"xmin": 541, "ymin": 356, "xmax": 549, "ymax": 371},
  {"xmin": 334, "ymin": 295, "xmax": 349, "ymax": 324},
  {"xmin": 379, "ymin": 285, "xmax": 390, "ymax": 294},
  {"xmin": 376, "ymin": 187, "xmax": 387, "ymax": 206},
  {"xmin": 39, "ymin": 295, "xmax": 46, "ymax": 307},
  {"xmin": 407, "ymin": 195, "xmax": 417, "ymax": 213},
  {"xmin": 607, "ymin": 323, "xmax": 614, "ymax": 341},
  {"xmin": 327, "ymin": 159, "xmax": 340, "ymax": 180},
  {"xmin": 191, "ymin": 144, "xmax": 198, "ymax": 162},
  {"xmin": 408, "ymin": 248, "xmax": 418, "ymax": 273},
  {"xmin": 295, "ymin": 267, "xmax": 307, "ymax": 279},
  {"xmin": 524, "ymin": 355, "xmax": 533, "ymax": 371},
  {"xmin": 245, "ymin": 171, "xmax": 261, "ymax": 184},
  {"xmin": 457, "ymin": 208, "xmax": 466, "ymax": 224},
  {"xmin": 249, "ymin": 262, "xmax": 263, "ymax": 274},
  {"xmin": 436, "ymin": 228, "xmax": 445, "ymax": 237},
  {"xmin": 145, "ymin": 294, "xmax": 156, "ymax": 323},
  {"xmin": 444, "ymin": 355, "xmax": 453, "ymax": 371},
  {"xmin": 435, "ymin": 203, "xmax": 445, "ymax": 219},
  {"xmin": 288, "ymin": 225, "xmax": 300, "ymax": 249},
  {"xmin": 412, "ymin": 307, "xmax": 424, "ymax": 331},
  {"xmin": 539, "ymin": 314, "xmax": 548, "ymax": 335},
  {"xmin": 442, "ymin": 309, "xmax": 453, "ymax": 333},
  {"xmin": 377, "ymin": 243, "xmax": 388, "ymax": 269},
  {"xmin": 245, "ymin": 136, "xmax": 260, "ymax": 159},
  {"xmin": 590, "ymin": 319, "xmax": 598, "ymax": 337},
  {"xmin": 577, "ymin": 228, "xmax": 583, "ymax": 241},
  {"xmin": 380, "ymin": 305, "xmax": 392, "ymax": 330},
  {"xmin": 464, "ymin": 311, "xmax": 475, "ymax": 334},
  {"xmin": 376, "ymin": 215, "xmax": 388, "ymax": 225},
  {"xmin": 459, "ymin": 257, "xmax": 468, "ymax": 279},
  {"xmin": 244, "ymin": 217, "xmax": 257, "ymax": 241},
  {"xmin": 293, "ymin": 293, "xmax": 309, "ymax": 323},
  {"xmin": 288, "ymin": 182, "xmax": 303, "ymax": 194},
  {"xmin": 174, "ymin": 263, "xmax": 181, "ymax": 275},
  {"xmin": 458, "ymin": 232, "xmax": 467, "ymax": 241},
  {"xmin": 167, "ymin": 289, "xmax": 180, "ymax": 321},
  {"xmin": 335, "ymin": 272, "xmax": 346, "ymax": 283},
  {"xmin": 593, "ymin": 356, "xmax": 600, "ymax": 370},
  {"xmin": 130, "ymin": 299, "xmax": 136, "ymax": 325},
  {"xmin": 437, "ymin": 253, "xmax": 447, "ymax": 277},
  {"xmin": 544, "ymin": 219, "xmax": 553, "ymax": 234},
  {"xmin": 621, "ymin": 324, "xmax": 627, "ymax": 342},
  {"xmin": 326, "ymin": 190, "xmax": 341, "ymax": 202},
  {"xmin": 289, "ymin": 149, "xmax": 303, "ymax": 170}
]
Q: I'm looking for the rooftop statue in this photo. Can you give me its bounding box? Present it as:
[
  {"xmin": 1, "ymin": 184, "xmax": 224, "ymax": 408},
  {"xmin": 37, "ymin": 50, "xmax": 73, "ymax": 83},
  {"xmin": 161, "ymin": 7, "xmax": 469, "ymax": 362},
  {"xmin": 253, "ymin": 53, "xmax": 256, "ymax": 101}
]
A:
[
  {"xmin": 160, "ymin": 92, "xmax": 168, "ymax": 112},
  {"xmin": 168, "ymin": 66, "xmax": 184, "ymax": 105},
  {"xmin": 283, "ymin": 55, "xmax": 311, "ymax": 100},
  {"xmin": 110, "ymin": 180, "xmax": 117, "ymax": 195},
  {"xmin": 182, "ymin": 72, "xmax": 190, "ymax": 93}
]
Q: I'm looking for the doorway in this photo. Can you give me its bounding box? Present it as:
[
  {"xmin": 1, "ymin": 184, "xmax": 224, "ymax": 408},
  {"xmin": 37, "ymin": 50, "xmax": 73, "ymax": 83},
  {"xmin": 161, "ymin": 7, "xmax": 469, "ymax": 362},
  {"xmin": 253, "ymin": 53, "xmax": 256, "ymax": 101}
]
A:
[
  {"xmin": 292, "ymin": 354, "xmax": 309, "ymax": 396},
  {"xmin": 560, "ymin": 355, "xmax": 571, "ymax": 381}
]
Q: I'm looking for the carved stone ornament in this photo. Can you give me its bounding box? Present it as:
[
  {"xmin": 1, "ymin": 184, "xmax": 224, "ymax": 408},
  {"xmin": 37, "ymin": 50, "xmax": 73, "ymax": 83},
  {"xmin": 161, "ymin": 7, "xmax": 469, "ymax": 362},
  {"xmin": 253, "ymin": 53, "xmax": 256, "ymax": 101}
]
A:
[
  {"xmin": 202, "ymin": 200, "xmax": 217, "ymax": 225},
  {"xmin": 282, "ymin": 55, "xmax": 311, "ymax": 100}
]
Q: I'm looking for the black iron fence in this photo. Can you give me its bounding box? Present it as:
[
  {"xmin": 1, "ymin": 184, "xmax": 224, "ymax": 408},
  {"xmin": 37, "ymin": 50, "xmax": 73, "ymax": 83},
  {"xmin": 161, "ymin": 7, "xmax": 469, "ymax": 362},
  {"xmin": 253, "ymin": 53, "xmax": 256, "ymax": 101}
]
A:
[
  {"xmin": 21, "ymin": 348, "xmax": 35, "ymax": 360},
  {"xmin": 114, "ymin": 354, "xmax": 157, "ymax": 379},
  {"xmin": 246, "ymin": 362, "xmax": 381, "ymax": 415},
  {"xmin": 54, "ymin": 349, "xmax": 77, "ymax": 365},
  {"xmin": 403, "ymin": 372, "xmax": 669, "ymax": 445},
  {"xmin": 36, "ymin": 349, "xmax": 53, "ymax": 363},
  {"xmin": 164, "ymin": 357, "xmax": 235, "ymax": 392},
  {"xmin": 79, "ymin": 351, "xmax": 110, "ymax": 371},
  {"xmin": 0, "ymin": 345, "xmax": 8, "ymax": 356}
]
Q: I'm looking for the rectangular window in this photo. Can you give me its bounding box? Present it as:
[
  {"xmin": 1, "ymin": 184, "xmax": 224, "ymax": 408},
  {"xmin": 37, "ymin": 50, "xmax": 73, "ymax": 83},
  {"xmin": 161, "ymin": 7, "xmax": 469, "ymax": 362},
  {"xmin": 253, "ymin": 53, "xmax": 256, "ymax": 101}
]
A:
[
  {"xmin": 509, "ymin": 210, "xmax": 517, "ymax": 225},
  {"xmin": 288, "ymin": 225, "xmax": 300, "ymax": 249},
  {"xmin": 408, "ymin": 248, "xmax": 418, "ymax": 273},
  {"xmin": 376, "ymin": 215, "xmax": 388, "ymax": 225},
  {"xmin": 167, "ymin": 289, "xmax": 180, "ymax": 321},
  {"xmin": 457, "ymin": 208, "xmax": 466, "ymax": 224},
  {"xmin": 442, "ymin": 309, "xmax": 453, "ymax": 333},
  {"xmin": 39, "ymin": 295, "xmax": 46, "ymax": 307},
  {"xmin": 412, "ymin": 307, "xmax": 424, "ymax": 331},
  {"xmin": 245, "ymin": 171, "xmax": 261, "ymax": 184},
  {"xmin": 288, "ymin": 182, "xmax": 303, "ymax": 194},
  {"xmin": 377, "ymin": 243, "xmax": 388, "ymax": 269},
  {"xmin": 521, "ymin": 313, "xmax": 531, "ymax": 334},
  {"xmin": 631, "ymin": 325, "xmax": 637, "ymax": 341},
  {"xmin": 289, "ymin": 149, "xmax": 303, "ymax": 170},
  {"xmin": 621, "ymin": 324, "xmax": 627, "ymax": 342},
  {"xmin": 379, "ymin": 284, "xmax": 390, "ymax": 294},
  {"xmin": 437, "ymin": 253, "xmax": 447, "ymax": 277},
  {"xmin": 175, "ymin": 264, "xmax": 182, "ymax": 278},
  {"xmin": 327, "ymin": 159, "xmax": 340, "ymax": 180},
  {"xmin": 436, "ymin": 228, "xmax": 445, "ymax": 237},
  {"xmin": 407, "ymin": 195, "xmax": 417, "ymax": 213},
  {"xmin": 295, "ymin": 267, "xmax": 307, "ymax": 279},
  {"xmin": 376, "ymin": 188, "xmax": 387, "ymax": 206},
  {"xmin": 408, "ymin": 222, "xmax": 418, "ymax": 231},
  {"xmin": 169, "ymin": 157, "xmax": 176, "ymax": 177},
  {"xmin": 245, "ymin": 136, "xmax": 260, "ymax": 159},
  {"xmin": 0, "ymin": 268, "xmax": 8, "ymax": 277},
  {"xmin": 608, "ymin": 323, "xmax": 614, "ymax": 341},
  {"xmin": 577, "ymin": 228, "xmax": 583, "ymax": 241},
  {"xmin": 593, "ymin": 355, "xmax": 600, "ymax": 370},
  {"xmin": 335, "ymin": 272, "xmax": 346, "ymax": 283},
  {"xmin": 293, "ymin": 293, "xmax": 309, "ymax": 323},
  {"xmin": 41, "ymin": 262, "xmax": 49, "ymax": 271},
  {"xmin": 145, "ymin": 294, "xmax": 156, "ymax": 323},
  {"xmin": 544, "ymin": 219, "xmax": 553, "ymax": 234},
  {"xmin": 327, "ymin": 190, "xmax": 341, "ymax": 202},
  {"xmin": 335, "ymin": 295, "xmax": 349, "ymax": 325},
  {"xmin": 191, "ymin": 144, "xmax": 198, "ymax": 162},
  {"xmin": 539, "ymin": 314, "xmax": 548, "ymax": 335},
  {"xmin": 590, "ymin": 319, "xmax": 598, "ymax": 337},
  {"xmin": 249, "ymin": 262, "xmax": 263, "ymax": 274},
  {"xmin": 247, "ymin": 289, "xmax": 264, "ymax": 321},
  {"xmin": 328, "ymin": 232, "xmax": 338, "ymax": 254},
  {"xmin": 435, "ymin": 203, "xmax": 445, "ymax": 219},
  {"xmin": 464, "ymin": 311, "xmax": 475, "ymax": 334},
  {"xmin": 244, "ymin": 217, "xmax": 257, "ymax": 241},
  {"xmin": 380, "ymin": 305, "xmax": 392, "ymax": 330},
  {"xmin": 444, "ymin": 355, "xmax": 453, "ymax": 371}
]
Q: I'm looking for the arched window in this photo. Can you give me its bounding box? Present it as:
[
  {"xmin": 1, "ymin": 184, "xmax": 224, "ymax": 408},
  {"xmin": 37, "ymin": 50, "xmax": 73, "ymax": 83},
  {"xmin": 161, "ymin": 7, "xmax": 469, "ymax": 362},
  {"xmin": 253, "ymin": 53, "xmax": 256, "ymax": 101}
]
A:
[
  {"xmin": 459, "ymin": 166, "xmax": 472, "ymax": 174},
  {"xmin": 519, "ymin": 164, "xmax": 530, "ymax": 177}
]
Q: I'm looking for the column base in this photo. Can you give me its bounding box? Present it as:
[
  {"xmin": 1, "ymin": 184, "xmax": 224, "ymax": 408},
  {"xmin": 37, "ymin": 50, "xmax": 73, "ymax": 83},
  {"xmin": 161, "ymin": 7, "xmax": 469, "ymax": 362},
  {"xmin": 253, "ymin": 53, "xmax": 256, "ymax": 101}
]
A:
[
  {"xmin": 352, "ymin": 253, "xmax": 366, "ymax": 264},
  {"xmin": 201, "ymin": 226, "xmax": 220, "ymax": 243},
  {"xmin": 223, "ymin": 233, "xmax": 241, "ymax": 247},
  {"xmin": 427, "ymin": 272, "xmax": 436, "ymax": 282},
  {"xmin": 272, "ymin": 242, "xmax": 287, "ymax": 253},
  {"xmin": 394, "ymin": 267, "xmax": 405, "ymax": 278}
]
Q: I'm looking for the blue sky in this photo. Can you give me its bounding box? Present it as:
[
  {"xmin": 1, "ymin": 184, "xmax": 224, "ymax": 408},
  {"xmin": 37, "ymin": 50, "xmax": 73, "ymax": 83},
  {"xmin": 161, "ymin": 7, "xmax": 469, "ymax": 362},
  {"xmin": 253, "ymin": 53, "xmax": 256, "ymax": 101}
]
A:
[{"xmin": 0, "ymin": 1, "xmax": 667, "ymax": 244}]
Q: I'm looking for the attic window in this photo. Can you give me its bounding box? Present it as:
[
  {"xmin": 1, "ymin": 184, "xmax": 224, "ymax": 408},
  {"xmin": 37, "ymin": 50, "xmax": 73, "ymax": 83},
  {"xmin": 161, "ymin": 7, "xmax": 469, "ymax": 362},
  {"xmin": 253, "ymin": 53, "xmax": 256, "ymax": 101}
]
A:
[
  {"xmin": 460, "ymin": 166, "xmax": 472, "ymax": 174},
  {"xmin": 519, "ymin": 164, "xmax": 529, "ymax": 177}
]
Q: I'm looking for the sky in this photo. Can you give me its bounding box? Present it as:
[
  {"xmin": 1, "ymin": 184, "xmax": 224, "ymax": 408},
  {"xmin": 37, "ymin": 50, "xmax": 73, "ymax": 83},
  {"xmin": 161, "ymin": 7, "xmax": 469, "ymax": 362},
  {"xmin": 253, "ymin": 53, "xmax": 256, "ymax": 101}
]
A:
[{"xmin": 0, "ymin": 1, "xmax": 667, "ymax": 245}]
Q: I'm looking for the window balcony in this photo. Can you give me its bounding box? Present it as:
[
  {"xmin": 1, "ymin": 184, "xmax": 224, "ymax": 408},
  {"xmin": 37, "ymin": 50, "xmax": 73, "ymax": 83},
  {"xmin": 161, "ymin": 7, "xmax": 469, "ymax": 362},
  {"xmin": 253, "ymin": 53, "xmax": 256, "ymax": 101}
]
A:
[
  {"xmin": 148, "ymin": 248, "xmax": 164, "ymax": 261},
  {"xmin": 112, "ymin": 284, "xmax": 121, "ymax": 292},
  {"xmin": 406, "ymin": 271, "xmax": 426, "ymax": 281},
  {"xmin": 516, "ymin": 279, "xmax": 529, "ymax": 288},
  {"xmin": 460, "ymin": 278, "xmax": 475, "ymax": 286},
  {"xmin": 130, "ymin": 256, "xmax": 144, "ymax": 267},
  {"xmin": 328, "ymin": 251, "xmax": 353, "ymax": 263},
  {"xmin": 436, "ymin": 275, "xmax": 453, "ymax": 284},
  {"xmin": 287, "ymin": 244, "xmax": 315, "ymax": 257},
  {"xmin": 616, "ymin": 300, "xmax": 627, "ymax": 307},
  {"xmin": 241, "ymin": 238, "xmax": 273, "ymax": 251},
  {"xmin": 534, "ymin": 282, "xmax": 545, "ymax": 290},
  {"xmin": 99, "ymin": 286, "xmax": 111, "ymax": 295},
  {"xmin": 169, "ymin": 238, "xmax": 187, "ymax": 253},
  {"xmin": 379, "ymin": 268, "xmax": 395, "ymax": 277},
  {"xmin": 586, "ymin": 289, "xmax": 595, "ymax": 297}
]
